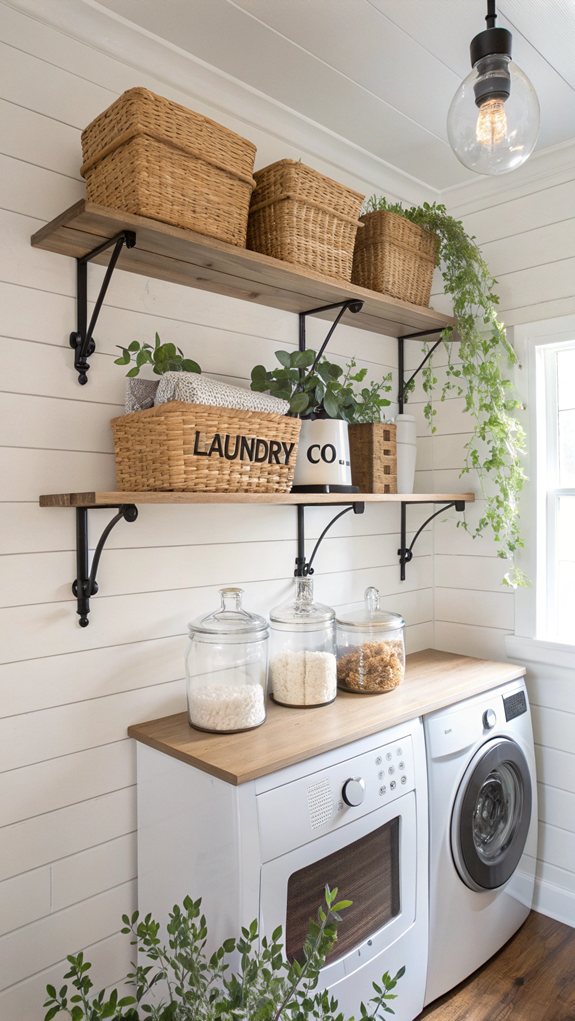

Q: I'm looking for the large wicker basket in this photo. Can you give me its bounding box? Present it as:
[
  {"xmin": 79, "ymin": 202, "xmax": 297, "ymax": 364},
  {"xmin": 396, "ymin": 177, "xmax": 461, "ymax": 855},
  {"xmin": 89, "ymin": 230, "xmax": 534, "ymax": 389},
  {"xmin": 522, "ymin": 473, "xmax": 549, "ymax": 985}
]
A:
[
  {"xmin": 111, "ymin": 402, "xmax": 301, "ymax": 493},
  {"xmin": 348, "ymin": 423, "xmax": 397, "ymax": 494},
  {"xmin": 352, "ymin": 210, "xmax": 438, "ymax": 307},
  {"xmin": 247, "ymin": 160, "xmax": 364, "ymax": 280},
  {"xmin": 81, "ymin": 88, "xmax": 257, "ymax": 246}
]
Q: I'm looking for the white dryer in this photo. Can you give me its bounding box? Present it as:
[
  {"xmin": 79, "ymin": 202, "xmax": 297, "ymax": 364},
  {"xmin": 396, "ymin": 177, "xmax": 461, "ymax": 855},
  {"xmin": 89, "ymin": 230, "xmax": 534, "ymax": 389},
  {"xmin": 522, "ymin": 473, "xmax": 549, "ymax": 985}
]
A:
[{"xmin": 424, "ymin": 677, "xmax": 537, "ymax": 1006}]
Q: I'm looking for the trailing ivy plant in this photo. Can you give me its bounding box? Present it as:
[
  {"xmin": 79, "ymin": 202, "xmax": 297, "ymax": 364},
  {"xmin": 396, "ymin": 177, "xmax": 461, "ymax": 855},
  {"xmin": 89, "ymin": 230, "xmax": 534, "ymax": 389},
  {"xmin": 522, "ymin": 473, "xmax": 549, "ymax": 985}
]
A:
[
  {"xmin": 364, "ymin": 196, "xmax": 527, "ymax": 586},
  {"xmin": 251, "ymin": 349, "xmax": 392, "ymax": 423},
  {"xmin": 43, "ymin": 887, "xmax": 404, "ymax": 1021},
  {"xmin": 115, "ymin": 332, "xmax": 201, "ymax": 377}
]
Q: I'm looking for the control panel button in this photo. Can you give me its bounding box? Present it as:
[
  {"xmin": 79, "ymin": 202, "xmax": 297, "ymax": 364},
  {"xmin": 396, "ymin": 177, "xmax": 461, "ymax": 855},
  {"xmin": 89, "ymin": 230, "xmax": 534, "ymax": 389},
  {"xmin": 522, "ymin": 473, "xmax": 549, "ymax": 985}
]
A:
[
  {"xmin": 342, "ymin": 777, "xmax": 366, "ymax": 807},
  {"xmin": 390, "ymin": 780, "xmax": 397, "ymax": 790},
  {"xmin": 375, "ymin": 756, "xmax": 382, "ymax": 766},
  {"xmin": 401, "ymin": 775, "xmax": 407, "ymax": 785},
  {"xmin": 483, "ymin": 709, "xmax": 497, "ymax": 730},
  {"xmin": 378, "ymin": 770, "xmax": 384, "ymax": 780},
  {"xmin": 379, "ymin": 785, "xmax": 387, "ymax": 796},
  {"xmin": 388, "ymin": 765, "xmax": 395, "ymax": 775},
  {"xmin": 398, "ymin": 761, "xmax": 405, "ymax": 771},
  {"xmin": 386, "ymin": 752, "xmax": 393, "ymax": 761},
  {"xmin": 396, "ymin": 746, "xmax": 403, "ymax": 756}
]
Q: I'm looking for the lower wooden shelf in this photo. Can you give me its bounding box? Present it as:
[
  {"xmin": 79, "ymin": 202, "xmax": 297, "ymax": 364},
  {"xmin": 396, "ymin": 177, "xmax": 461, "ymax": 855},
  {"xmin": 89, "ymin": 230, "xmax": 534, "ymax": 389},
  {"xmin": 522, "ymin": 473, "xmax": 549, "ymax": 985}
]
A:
[{"xmin": 39, "ymin": 490, "xmax": 475, "ymax": 507}]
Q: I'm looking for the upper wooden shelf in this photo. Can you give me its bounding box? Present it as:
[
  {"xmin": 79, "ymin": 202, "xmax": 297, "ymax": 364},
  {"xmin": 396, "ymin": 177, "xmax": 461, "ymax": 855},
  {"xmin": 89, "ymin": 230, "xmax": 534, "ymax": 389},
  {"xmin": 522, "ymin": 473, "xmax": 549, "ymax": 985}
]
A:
[
  {"xmin": 39, "ymin": 491, "xmax": 475, "ymax": 508},
  {"xmin": 31, "ymin": 201, "xmax": 455, "ymax": 339}
]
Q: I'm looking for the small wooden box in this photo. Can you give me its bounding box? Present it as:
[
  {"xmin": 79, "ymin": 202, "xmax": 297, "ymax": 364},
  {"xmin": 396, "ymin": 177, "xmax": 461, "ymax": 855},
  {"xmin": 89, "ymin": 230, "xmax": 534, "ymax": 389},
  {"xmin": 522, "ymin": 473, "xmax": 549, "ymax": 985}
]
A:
[{"xmin": 349, "ymin": 422, "xmax": 397, "ymax": 494}]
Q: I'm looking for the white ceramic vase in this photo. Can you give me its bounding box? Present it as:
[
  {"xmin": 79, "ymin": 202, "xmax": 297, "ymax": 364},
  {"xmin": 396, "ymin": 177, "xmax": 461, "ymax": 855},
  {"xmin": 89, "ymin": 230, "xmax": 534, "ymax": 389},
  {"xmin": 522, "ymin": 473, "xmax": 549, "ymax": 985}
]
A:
[
  {"xmin": 396, "ymin": 413, "xmax": 417, "ymax": 494},
  {"xmin": 292, "ymin": 418, "xmax": 352, "ymax": 488}
]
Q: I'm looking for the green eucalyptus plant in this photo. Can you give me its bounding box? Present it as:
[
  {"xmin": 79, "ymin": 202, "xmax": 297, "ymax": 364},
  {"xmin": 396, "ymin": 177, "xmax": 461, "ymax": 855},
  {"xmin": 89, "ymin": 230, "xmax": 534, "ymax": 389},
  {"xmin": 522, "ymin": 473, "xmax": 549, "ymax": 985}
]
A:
[
  {"xmin": 364, "ymin": 196, "xmax": 527, "ymax": 586},
  {"xmin": 251, "ymin": 350, "xmax": 392, "ymax": 424},
  {"xmin": 43, "ymin": 887, "xmax": 404, "ymax": 1021},
  {"xmin": 114, "ymin": 333, "xmax": 201, "ymax": 377}
]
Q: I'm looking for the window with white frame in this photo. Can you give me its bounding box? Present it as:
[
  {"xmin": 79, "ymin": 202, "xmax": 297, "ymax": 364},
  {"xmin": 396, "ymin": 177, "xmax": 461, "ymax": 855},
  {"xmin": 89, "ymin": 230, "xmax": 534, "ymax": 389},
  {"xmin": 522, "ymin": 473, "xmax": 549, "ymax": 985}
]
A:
[{"xmin": 536, "ymin": 341, "xmax": 575, "ymax": 643}]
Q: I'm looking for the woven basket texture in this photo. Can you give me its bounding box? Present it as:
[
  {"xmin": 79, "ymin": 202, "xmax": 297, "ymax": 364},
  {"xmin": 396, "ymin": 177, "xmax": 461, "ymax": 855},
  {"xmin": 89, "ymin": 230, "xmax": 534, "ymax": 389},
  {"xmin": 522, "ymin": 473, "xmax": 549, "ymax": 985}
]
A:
[
  {"xmin": 81, "ymin": 88, "xmax": 256, "ymax": 246},
  {"xmin": 349, "ymin": 423, "xmax": 397, "ymax": 494},
  {"xmin": 352, "ymin": 210, "xmax": 438, "ymax": 307},
  {"xmin": 247, "ymin": 160, "xmax": 364, "ymax": 280},
  {"xmin": 111, "ymin": 401, "xmax": 301, "ymax": 493}
]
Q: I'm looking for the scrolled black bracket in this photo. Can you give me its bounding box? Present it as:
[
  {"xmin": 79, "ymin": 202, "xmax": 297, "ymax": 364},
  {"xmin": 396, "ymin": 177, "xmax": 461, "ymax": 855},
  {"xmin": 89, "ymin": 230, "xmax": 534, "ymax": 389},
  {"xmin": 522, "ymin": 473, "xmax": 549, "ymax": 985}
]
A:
[
  {"xmin": 73, "ymin": 504, "xmax": 138, "ymax": 626},
  {"xmin": 397, "ymin": 330, "xmax": 448, "ymax": 412},
  {"xmin": 70, "ymin": 230, "xmax": 137, "ymax": 384},
  {"xmin": 298, "ymin": 299, "xmax": 364, "ymax": 358},
  {"xmin": 398, "ymin": 499, "xmax": 465, "ymax": 581},
  {"xmin": 295, "ymin": 501, "xmax": 365, "ymax": 577}
]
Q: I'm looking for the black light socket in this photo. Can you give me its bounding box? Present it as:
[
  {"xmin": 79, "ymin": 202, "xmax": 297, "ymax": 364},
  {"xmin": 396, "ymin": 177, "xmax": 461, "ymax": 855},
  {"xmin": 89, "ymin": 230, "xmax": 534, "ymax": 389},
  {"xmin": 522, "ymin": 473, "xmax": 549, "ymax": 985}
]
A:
[{"xmin": 470, "ymin": 26, "xmax": 512, "ymax": 66}]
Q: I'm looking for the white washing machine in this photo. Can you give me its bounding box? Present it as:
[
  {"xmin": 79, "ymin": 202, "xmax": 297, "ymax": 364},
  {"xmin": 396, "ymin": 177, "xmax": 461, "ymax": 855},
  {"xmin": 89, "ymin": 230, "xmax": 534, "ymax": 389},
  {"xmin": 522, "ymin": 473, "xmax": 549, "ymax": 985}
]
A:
[{"xmin": 424, "ymin": 677, "xmax": 537, "ymax": 1005}]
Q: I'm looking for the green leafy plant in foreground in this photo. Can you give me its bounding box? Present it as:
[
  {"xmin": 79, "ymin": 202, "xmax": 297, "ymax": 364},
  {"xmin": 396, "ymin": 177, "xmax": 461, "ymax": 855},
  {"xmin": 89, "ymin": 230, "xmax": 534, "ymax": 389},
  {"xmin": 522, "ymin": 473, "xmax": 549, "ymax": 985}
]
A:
[
  {"xmin": 365, "ymin": 196, "xmax": 527, "ymax": 586},
  {"xmin": 43, "ymin": 887, "xmax": 404, "ymax": 1020},
  {"xmin": 114, "ymin": 333, "xmax": 201, "ymax": 377},
  {"xmin": 251, "ymin": 349, "xmax": 392, "ymax": 423}
]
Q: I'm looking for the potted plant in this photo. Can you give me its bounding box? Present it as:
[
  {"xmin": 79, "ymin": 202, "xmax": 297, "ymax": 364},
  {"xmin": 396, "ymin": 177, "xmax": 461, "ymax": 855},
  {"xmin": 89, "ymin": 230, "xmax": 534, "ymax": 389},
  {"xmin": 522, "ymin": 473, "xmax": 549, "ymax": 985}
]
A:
[
  {"xmin": 356, "ymin": 197, "xmax": 526, "ymax": 585},
  {"xmin": 251, "ymin": 350, "xmax": 392, "ymax": 491},
  {"xmin": 43, "ymin": 887, "xmax": 404, "ymax": 1020}
]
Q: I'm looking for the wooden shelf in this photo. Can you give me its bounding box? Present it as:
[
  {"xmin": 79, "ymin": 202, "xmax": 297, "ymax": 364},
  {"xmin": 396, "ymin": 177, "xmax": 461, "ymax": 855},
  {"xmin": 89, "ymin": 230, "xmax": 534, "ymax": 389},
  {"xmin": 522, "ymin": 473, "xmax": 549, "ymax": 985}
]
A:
[
  {"xmin": 39, "ymin": 491, "xmax": 475, "ymax": 508},
  {"xmin": 31, "ymin": 201, "xmax": 455, "ymax": 339}
]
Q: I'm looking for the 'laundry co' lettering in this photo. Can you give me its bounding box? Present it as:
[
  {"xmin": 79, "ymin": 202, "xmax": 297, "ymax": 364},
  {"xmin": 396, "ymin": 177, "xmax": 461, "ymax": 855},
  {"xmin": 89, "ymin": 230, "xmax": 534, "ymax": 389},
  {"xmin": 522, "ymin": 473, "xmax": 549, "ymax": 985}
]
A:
[{"xmin": 192, "ymin": 431, "xmax": 296, "ymax": 465}]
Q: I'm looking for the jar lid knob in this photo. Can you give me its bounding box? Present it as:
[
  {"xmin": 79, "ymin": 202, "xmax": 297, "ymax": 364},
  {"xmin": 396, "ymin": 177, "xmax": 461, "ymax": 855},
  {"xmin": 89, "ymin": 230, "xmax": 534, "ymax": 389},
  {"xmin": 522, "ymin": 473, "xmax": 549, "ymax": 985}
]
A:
[
  {"xmin": 365, "ymin": 586, "xmax": 380, "ymax": 614},
  {"xmin": 220, "ymin": 587, "xmax": 243, "ymax": 612}
]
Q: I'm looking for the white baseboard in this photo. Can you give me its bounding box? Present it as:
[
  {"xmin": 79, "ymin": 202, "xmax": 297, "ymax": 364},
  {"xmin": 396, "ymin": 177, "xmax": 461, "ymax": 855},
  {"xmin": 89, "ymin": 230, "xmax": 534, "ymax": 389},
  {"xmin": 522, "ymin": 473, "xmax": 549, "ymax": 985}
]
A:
[{"xmin": 533, "ymin": 876, "xmax": 575, "ymax": 928}]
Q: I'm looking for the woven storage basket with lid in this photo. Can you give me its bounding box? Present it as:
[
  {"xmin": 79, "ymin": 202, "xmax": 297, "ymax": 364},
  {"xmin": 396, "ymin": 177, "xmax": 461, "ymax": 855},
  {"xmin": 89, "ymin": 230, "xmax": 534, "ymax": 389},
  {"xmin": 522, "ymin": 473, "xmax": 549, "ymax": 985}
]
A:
[
  {"xmin": 352, "ymin": 209, "xmax": 439, "ymax": 307},
  {"xmin": 111, "ymin": 401, "xmax": 301, "ymax": 493},
  {"xmin": 81, "ymin": 87, "xmax": 257, "ymax": 246},
  {"xmin": 247, "ymin": 160, "xmax": 364, "ymax": 280},
  {"xmin": 348, "ymin": 422, "xmax": 397, "ymax": 494}
]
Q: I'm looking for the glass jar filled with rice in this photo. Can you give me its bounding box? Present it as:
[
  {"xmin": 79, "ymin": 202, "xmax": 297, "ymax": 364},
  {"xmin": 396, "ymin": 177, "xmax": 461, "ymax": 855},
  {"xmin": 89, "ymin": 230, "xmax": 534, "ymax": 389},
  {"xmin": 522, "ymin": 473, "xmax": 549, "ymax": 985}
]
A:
[{"xmin": 269, "ymin": 577, "xmax": 336, "ymax": 708}]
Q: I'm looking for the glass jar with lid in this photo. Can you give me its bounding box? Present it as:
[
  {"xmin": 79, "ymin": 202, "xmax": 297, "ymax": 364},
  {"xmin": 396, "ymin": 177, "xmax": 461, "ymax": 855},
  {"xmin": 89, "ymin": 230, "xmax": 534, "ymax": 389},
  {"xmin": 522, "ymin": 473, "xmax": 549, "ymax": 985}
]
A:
[
  {"xmin": 269, "ymin": 576, "xmax": 337, "ymax": 708},
  {"xmin": 336, "ymin": 586, "xmax": 405, "ymax": 694},
  {"xmin": 186, "ymin": 587, "xmax": 269, "ymax": 733}
]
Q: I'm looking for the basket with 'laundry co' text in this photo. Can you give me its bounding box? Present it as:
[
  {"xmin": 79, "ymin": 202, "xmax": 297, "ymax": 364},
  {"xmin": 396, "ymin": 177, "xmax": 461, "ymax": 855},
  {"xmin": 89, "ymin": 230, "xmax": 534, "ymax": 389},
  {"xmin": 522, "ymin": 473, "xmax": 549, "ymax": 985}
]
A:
[{"xmin": 111, "ymin": 402, "xmax": 301, "ymax": 493}]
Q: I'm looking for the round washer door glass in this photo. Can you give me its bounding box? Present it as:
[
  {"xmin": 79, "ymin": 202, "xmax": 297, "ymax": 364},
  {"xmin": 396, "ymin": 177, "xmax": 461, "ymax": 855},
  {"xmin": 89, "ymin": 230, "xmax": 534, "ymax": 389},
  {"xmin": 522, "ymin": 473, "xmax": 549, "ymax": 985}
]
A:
[{"xmin": 451, "ymin": 738, "xmax": 532, "ymax": 891}]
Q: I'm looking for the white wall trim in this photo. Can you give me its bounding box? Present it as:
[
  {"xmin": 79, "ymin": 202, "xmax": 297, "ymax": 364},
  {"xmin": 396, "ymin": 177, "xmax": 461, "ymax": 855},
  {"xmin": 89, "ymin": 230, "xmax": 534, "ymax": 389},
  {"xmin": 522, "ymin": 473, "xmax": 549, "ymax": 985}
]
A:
[
  {"xmin": 2, "ymin": 0, "xmax": 436, "ymax": 205},
  {"xmin": 534, "ymin": 876, "xmax": 575, "ymax": 928}
]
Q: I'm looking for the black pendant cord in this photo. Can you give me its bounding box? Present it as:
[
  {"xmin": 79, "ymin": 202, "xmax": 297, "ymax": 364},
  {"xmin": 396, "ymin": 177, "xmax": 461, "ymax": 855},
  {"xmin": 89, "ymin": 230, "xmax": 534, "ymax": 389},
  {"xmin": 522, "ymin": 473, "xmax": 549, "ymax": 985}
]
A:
[
  {"xmin": 295, "ymin": 502, "xmax": 365, "ymax": 577},
  {"xmin": 73, "ymin": 504, "xmax": 138, "ymax": 626},
  {"xmin": 398, "ymin": 500, "xmax": 466, "ymax": 581},
  {"xmin": 486, "ymin": 0, "xmax": 497, "ymax": 29},
  {"xmin": 70, "ymin": 230, "xmax": 136, "ymax": 384}
]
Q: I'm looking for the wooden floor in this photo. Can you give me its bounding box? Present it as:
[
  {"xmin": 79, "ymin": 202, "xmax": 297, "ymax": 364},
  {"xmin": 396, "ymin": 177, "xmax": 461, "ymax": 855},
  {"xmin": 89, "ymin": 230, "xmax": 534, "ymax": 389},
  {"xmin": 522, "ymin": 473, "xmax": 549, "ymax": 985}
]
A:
[{"xmin": 418, "ymin": 912, "xmax": 575, "ymax": 1020}]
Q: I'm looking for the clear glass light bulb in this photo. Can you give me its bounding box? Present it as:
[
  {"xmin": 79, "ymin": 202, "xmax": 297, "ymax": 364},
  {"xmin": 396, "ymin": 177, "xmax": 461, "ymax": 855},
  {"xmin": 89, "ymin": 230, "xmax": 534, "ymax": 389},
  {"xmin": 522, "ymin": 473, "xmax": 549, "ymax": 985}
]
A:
[
  {"xmin": 448, "ymin": 60, "xmax": 540, "ymax": 175},
  {"xmin": 475, "ymin": 98, "xmax": 508, "ymax": 147}
]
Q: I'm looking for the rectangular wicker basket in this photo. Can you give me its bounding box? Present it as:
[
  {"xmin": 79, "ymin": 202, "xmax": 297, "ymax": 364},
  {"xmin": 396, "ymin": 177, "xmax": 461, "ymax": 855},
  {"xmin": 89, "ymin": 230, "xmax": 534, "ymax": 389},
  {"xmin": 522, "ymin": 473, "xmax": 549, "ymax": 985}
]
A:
[
  {"xmin": 352, "ymin": 210, "xmax": 438, "ymax": 307},
  {"xmin": 348, "ymin": 423, "xmax": 397, "ymax": 494},
  {"xmin": 247, "ymin": 160, "xmax": 364, "ymax": 280},
  {"xmin": 111, "ymin": 401, "xmax": 301, "ymax": 494},
  {"xmin": 81, "ymin": 88, "xmax": 257, "ymax": 247}
]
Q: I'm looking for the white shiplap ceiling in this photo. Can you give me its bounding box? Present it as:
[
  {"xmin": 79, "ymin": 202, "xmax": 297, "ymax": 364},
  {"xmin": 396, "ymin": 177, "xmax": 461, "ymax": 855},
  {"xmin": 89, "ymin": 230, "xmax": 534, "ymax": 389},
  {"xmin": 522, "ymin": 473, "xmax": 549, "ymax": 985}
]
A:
[{"xmin": 97, "ymin": 0, "xmax": 575, "ymax": 191}]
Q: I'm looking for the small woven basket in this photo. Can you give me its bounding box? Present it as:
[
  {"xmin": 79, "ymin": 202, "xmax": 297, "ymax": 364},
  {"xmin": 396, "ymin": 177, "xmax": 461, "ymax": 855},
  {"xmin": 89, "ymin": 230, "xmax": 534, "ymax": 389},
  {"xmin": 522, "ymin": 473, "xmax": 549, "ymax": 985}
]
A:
[
  {"xmin": 81, "ymin": 88, "xmax": 257, "ymax": 246},
  {"xmin": 247, "ymin": 160, "xmax": 364, "ymax": 280},
  {"xmin": 348, "ymin": 423, "xmax": 397, "ymax": 494},
  {"xmin": 111, "ymin": 402, "xmax": 301, "ymax": 493},
  {"xmin": 352, "ymin": 210, "xmax": 438, "ymax": 307}
]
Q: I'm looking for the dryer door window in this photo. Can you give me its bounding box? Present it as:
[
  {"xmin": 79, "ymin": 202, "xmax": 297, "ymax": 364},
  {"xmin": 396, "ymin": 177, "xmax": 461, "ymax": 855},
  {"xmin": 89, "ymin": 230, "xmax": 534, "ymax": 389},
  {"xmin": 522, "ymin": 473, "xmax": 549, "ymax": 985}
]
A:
[{"xmin": 451, "ymin": 738, "xmax": 532, "ymax": 891}]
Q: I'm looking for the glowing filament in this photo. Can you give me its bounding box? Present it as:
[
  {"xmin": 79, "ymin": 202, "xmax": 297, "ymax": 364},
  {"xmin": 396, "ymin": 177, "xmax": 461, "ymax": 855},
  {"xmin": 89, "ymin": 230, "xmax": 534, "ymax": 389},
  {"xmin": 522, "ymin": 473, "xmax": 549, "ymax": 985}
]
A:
[{"xmin": 476, "ymin": 98, "xmax": 508, "ymax": 147}]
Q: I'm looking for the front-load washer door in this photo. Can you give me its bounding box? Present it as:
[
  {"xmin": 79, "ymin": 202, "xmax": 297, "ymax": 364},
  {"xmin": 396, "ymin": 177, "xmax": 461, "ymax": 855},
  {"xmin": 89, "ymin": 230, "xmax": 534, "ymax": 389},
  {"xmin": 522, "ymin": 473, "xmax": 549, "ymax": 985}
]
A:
[{"xmin": 451, "ymin": 737, "xmax": 532, "ymax": 891}]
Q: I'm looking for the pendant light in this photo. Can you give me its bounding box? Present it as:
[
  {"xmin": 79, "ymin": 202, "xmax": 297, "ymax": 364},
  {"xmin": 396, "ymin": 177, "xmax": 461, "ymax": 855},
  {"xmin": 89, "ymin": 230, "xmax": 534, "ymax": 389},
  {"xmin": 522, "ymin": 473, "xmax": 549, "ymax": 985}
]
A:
[{"xmin": 447, "ymin": 0, "xmax": 540, "ymax": 175}]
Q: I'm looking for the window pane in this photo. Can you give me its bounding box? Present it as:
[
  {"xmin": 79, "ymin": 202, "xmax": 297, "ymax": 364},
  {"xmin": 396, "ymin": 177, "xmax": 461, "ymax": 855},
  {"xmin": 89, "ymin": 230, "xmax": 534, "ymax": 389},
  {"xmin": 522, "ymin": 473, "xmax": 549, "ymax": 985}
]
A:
[
  {"xmin": 555, "ymin": 497, "xmax": 575, "ymax": 640},
  {"xmin": 286, "ymin": 819, "xmax": 400, "ymax": 963},
  {"xmin": 557, "ymin": 348, "xmax": 575, "ymax": 410},
  {"xmin": 558, "ymin": 410, "xmax": 575, "ymax": 487}
]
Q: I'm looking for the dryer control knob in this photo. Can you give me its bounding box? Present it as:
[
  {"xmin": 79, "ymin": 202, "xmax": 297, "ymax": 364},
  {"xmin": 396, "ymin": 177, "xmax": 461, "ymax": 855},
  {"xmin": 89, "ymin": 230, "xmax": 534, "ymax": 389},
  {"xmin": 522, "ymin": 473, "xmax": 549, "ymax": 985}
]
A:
[
  {"xmin": 483, "ymin": 709, "xmax": 497, "ymax": 730},
  {"xmin": 342, "ymin": 777, "xmax": 366, "ymax": 807}
]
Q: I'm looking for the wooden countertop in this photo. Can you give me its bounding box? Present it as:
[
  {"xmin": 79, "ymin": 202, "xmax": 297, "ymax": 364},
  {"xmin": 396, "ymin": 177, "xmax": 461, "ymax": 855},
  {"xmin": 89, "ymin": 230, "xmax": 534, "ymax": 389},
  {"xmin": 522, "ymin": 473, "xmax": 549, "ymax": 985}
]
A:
[{"xmin": 128, "ymin": 649, "xmax": 525, "ymax": 785}]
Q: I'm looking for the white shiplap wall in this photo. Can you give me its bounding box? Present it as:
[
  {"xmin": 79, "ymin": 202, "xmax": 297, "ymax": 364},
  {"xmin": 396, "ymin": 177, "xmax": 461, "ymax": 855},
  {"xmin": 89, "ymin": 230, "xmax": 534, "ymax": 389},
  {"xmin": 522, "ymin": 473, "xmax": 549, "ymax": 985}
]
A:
[
  {"xmin": 0, "ymin": 5, "xmax": 437, "ymax": 1017},
  {"xmin": 434, "ymin": 157, "xmax": 575, "ymax": 924}
]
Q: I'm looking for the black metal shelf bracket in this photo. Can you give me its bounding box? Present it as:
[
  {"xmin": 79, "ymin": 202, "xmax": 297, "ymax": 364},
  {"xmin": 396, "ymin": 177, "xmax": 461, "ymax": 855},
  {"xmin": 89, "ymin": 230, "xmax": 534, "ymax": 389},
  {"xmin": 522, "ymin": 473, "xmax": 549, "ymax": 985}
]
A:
[
  {"xmin": 73, "ymin": 504, "xmax": 138, "ymax": 626},
  {"xmin": 398, "ymin": 499, "xmax": 466, "ymax": 581},
  {"xmin": 295, "ymin": 502, "xmax": 365, "ymax": 577},
  {"xmin": 398, "ymin": 330, "xmax": 451, "ymax": 412},
  {"xmin": 299, "ymin": 299, "xmax": 364, "ymax": 357},
  {"xmin": 70, "ymin": 230, "xmax": 137, "ymax": 385}
]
